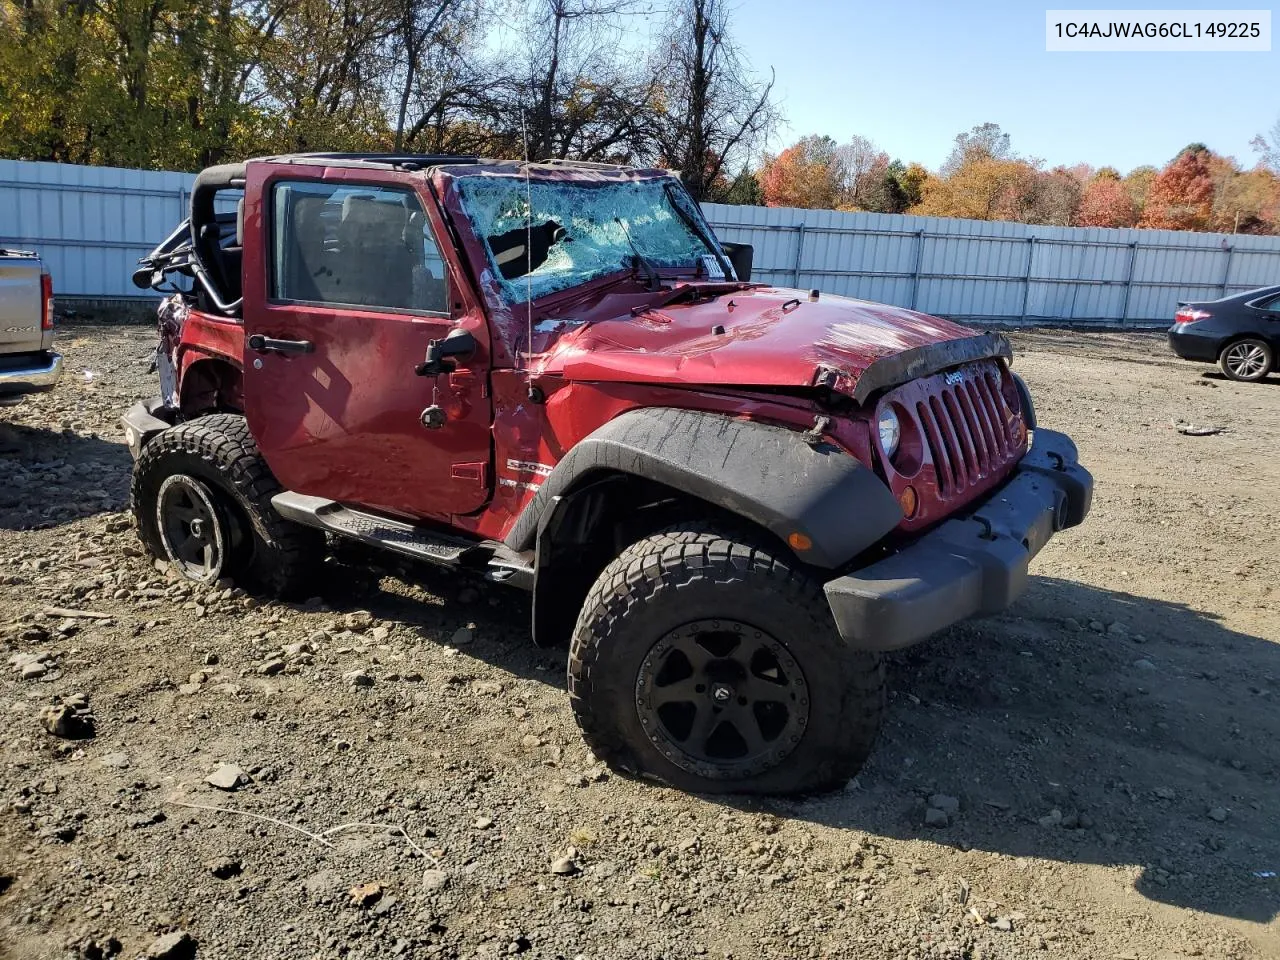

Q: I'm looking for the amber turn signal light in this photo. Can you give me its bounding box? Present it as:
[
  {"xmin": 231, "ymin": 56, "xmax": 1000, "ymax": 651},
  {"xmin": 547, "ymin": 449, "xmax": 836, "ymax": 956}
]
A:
[
  {"xmin": 898, "ymin": 486, "xmax": 918, "ymax": 519},
  {"xmin": 788, "ymin": 531, "xmax": 812, "ymax": 551}
]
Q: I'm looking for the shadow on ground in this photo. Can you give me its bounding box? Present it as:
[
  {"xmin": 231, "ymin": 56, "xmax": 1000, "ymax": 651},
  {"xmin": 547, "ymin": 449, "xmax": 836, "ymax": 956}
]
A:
[
  {"xmin": 334, "ymin": 564, "xmax": 1280, "ymax": 924},
  {"xmin": 1199, "ymin": 369, "xmax": 1280, "ymax": 387},
  {"xmin": 313, "ymin": 543, "xmax": 550, "ymax": 686},
  {"xmin": 0, "ymin": 422, "xmax": 132, "ymax": 530},
  {"xmin": 765, "ymin": 576, "xmax": 1280, "ymax": 924}
]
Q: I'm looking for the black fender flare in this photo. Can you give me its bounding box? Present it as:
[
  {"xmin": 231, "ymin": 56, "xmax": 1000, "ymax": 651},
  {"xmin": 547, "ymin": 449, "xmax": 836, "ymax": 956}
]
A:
[
  {"xmin": 505, "ymin": 407, "xmax": 903, "ymax": 570},
  {"xmin": 1011, "ymin": 371, "xmax": 1036, "ymax": 429}
]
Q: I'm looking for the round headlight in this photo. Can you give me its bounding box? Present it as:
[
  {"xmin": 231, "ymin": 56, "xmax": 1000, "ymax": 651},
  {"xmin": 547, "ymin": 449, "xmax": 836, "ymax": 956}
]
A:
[{"xmin": 878, "ymin": 407, "xmax": 901, "ymax": 458}]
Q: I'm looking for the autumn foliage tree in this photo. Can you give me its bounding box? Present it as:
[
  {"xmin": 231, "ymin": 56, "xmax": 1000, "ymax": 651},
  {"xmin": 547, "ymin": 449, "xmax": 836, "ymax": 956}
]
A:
[
  {"xmin": 1139, "ymin": 147, "xmax": 1215, "ymax": 230},
  {"xmin": 913, "ymin": 157, "xmax": 1042, "ymax": 221},
  {"xmin": 1212, "ymin": 166, "xmax": 1280, "ymax": 234},
  {"xmin": 1077, "ymin": 169, "xmax": 1138, "ymax": 227},
  {"xmin": 759, "ymin": 135, "xmax": 841, "ymax": 208},
  {"xmin": 0, "ymin": 0, "xmax": 777, "ymax": 175},
  {"xmin": 758, "ymin": 133, "xmax": 927, "ymax": 213}
]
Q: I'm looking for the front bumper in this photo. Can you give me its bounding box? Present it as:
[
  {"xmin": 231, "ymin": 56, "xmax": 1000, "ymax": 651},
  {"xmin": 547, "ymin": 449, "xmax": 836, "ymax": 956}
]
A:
[
  {"xmin": 0, "ymin": 350, "xmax": 63, "ymax": 400},
  {"xmin": 824, "ymin": 428, "xmax": 1092, "ymax": 651},
  {"xmin": 121, "ymin": 397, "xmax": 177, "ymax": 459}
]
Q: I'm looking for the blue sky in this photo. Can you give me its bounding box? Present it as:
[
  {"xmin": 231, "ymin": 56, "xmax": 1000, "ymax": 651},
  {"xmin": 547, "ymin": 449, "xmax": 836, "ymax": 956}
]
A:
[{"xmin": 725, "ymin": 1, "xmax": 1278, "ymax": 173}]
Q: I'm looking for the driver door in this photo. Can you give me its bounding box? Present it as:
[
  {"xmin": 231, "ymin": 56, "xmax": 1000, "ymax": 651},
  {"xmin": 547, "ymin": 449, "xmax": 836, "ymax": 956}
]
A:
[{"xmin": 240, "ymin": 163, "xmax": 492, "ymax": 521}]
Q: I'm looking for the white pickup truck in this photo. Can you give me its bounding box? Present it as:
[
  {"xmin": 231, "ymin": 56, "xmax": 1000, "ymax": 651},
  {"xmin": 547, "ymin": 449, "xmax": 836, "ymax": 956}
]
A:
[{"xmin": 0, "ymin": 248, "xmax": 60, "ymax": 406}]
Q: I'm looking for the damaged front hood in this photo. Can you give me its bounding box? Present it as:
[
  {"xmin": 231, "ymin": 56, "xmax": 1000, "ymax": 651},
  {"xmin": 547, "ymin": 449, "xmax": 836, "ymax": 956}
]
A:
[{"xmin": 535, "ymin": 286, "xmax": 1002, "ymax": 401}]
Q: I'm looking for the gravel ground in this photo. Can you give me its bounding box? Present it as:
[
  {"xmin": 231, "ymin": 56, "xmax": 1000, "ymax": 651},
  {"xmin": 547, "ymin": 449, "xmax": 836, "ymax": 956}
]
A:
[{"xmin": 1, "ymin": 323, "xmax": 1277, "ymax": 960}]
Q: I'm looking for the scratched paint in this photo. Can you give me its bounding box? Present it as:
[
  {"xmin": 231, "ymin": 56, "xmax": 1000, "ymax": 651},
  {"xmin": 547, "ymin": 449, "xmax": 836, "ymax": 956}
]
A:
[{"xmin": 532, "ymin": 284, "xmax": 979, "ymax": 403}]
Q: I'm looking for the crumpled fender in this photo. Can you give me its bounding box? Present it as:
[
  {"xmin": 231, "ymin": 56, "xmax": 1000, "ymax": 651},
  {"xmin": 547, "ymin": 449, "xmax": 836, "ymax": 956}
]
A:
[{"xmin": 504, "ymin": 407, "xmax": 903, "ymax": 569}]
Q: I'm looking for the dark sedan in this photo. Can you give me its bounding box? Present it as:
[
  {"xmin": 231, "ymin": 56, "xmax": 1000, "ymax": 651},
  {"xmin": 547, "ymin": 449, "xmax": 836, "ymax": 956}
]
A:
[{"xmin": 1168, "ymin": 284, "xmax": 1280, "ymax": 382}]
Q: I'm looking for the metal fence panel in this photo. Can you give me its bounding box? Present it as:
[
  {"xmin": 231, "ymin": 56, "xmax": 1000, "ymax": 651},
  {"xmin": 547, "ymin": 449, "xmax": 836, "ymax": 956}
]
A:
[
  {"xmin": 2, "ymin": 160, "xmax": 1280, "ymax": 325},
  {"xmin": 704, "ymin": 202, "xmax": 1280, "ymax": 326},
  {"xmin": 0, "ymin": 159, "xmax": 222, "ymax": 300}
]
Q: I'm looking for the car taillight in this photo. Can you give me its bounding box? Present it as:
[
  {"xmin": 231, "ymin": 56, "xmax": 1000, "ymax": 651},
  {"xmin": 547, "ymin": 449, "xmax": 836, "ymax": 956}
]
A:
[
  {"xmin": 40, "ymin": 272, "xmax": 54, "ymax": 331},
  {"xmin": 1174, "ymin": 307, "xmax": 1211, "ymax": 325}
]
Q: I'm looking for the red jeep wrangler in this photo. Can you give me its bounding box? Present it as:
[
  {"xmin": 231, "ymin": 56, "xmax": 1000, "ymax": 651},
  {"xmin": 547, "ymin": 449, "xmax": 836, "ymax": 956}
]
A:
[{"xmin": 123, "ymin": 153, "xmax": 1092, "ymax": 795}]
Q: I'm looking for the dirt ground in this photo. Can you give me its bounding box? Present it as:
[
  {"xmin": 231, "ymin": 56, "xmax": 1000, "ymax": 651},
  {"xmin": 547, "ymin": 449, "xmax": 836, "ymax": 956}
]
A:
[{"xmin": 0, "ymin": 324, "xmax": 1277, "ymax": 960}]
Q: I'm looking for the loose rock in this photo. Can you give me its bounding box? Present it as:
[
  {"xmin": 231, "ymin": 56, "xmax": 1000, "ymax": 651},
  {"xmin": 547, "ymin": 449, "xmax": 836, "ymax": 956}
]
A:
[
  {"xmin": 929, "ymin": 793, "xmax": 960, "ymax": 815},
  {"xmin": 39, "ymin": 695, "xmax": 95, "ymax": 739},
  {"xmin": 422, "ymin": 869, "xmax": 450, "ymax": 892},
  {"xmin": 145, "ymin": 931, "xmax": 196, "ymax": 959},
  {"xmin": 348, "ymin": 881, "xmax": 384, "ymax": 908},
  {"xmin": 1037, "ymin": 808, "xmax": 1063, "ymax": 828},
  {"xmin": 206, "ymin": 764, "xmax": 247, "ymax": 791},
  {"xmin": 343, "ymin": 669, "xmax": 373, "ymax": 688},
  {"xmin": 550, "ymin": 856, "xmax": 580, "ymax": 875}
]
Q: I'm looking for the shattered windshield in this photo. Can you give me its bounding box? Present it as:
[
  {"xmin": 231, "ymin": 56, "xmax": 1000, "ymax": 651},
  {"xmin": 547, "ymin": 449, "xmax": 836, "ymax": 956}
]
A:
[{"xmin": 455, "ymin": 176, "xmax": 720, "ymax": 303}]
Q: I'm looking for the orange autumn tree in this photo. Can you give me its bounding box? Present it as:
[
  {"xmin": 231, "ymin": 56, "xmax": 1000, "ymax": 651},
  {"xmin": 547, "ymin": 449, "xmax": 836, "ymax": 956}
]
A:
[
  {"xmin": 1077, "ymin": 169, "xmax": 1138, "ymax": 227},
  {"xmin": 1139, "ymin": 147, "xmax": 1215, "ymax": 230},
  {"xmin": 758, "ymin": 135, "xmax": 841, "ymax": 208}
]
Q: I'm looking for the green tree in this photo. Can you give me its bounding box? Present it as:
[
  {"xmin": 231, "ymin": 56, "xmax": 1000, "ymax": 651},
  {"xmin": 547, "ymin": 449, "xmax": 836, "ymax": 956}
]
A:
[{"xmin": 716, "ymin": 167, "xmax": 763, "ymax": 205}]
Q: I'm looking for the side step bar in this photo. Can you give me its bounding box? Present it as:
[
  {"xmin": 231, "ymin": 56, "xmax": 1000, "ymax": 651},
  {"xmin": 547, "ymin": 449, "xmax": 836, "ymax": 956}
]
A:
[{"xmin": 271, "ymin": 492, "xmax": 534, "ymax": 590}]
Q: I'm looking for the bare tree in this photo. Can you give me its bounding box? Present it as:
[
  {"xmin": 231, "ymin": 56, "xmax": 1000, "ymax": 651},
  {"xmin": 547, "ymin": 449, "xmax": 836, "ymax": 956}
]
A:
[
  {"xmin": 463, "ymin": 0, "xmax": 662, "ymax": 163},
  {"xmin": 833, "ymin": 135, "xmax": 889, "ymax": 209},
  {"xmin": 1251, "ymin": 115, "xmax": 1280, "ymax": 172},
  {"xmin": 655, "ymin": 0, "xmax": 777, "ymax": 201},
  {"xmin": 941, "ymin": 121, "xmax": 1013, "ymax": 175},
  {"xmin": 390, "ymin": 0, "xmax": 457, "ymax": 151}
]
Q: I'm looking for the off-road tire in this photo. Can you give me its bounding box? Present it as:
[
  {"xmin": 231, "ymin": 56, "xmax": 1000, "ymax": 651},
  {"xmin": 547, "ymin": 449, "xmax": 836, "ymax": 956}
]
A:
[
  {"xmin": 568, "ymin": 524, "xmax": 884, "ymax": 795},
  {"xmin": 1218, "ymin": 337, "xmax": 1272, "ymax": 382},
  {"xmin": 131, "ymin": 414, "xmax": 322, "ymax": 598}
]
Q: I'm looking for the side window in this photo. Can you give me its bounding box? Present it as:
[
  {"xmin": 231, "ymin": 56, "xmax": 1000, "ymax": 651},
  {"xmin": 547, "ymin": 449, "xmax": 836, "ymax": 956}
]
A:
[
  {"xmin": 270, "ymin": 181, "xmax": 450, "ymax": 314},
  {"xmin": 1255, "ymin": 293, "xmax": 1280, "ymax": 312}
]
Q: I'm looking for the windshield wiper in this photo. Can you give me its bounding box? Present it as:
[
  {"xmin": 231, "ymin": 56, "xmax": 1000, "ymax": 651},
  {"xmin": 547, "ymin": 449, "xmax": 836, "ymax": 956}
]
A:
[
  {"xmin": 614, "ymin": 217, "xmax": 663, "ymax": 291},
  {"xmin": 662, "ymin": 183, "xmax": 734, "ymax": 280}
]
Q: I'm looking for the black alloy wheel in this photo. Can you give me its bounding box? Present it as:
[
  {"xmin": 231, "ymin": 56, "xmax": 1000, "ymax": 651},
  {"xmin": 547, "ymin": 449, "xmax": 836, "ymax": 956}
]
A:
[
  {"xmin": 156, "ymin": 473, "xmax": 228, "ymax": 583},
  {"xmin": 635, "ymin": 619, "xmax": 809, "ymax": 780}
]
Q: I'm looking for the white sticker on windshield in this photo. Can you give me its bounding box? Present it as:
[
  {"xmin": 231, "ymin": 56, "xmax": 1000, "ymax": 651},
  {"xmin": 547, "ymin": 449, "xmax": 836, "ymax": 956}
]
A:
[{"xmin": 700, "ymin": 255, "xmax": 725, "ymax": 281}]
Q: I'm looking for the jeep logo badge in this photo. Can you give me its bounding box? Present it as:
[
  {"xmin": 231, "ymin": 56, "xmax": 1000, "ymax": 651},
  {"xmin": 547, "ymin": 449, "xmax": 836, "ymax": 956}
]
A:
[{"xmin": 944, "ymin": 370, "xmax": 965, "ymax": 385}]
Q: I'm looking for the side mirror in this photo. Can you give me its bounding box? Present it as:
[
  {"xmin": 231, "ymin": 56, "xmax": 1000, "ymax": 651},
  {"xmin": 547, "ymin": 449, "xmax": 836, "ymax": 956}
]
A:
[
  {"xmin": 722, "ymin": 242, "xmax": 753, "ymax": 282},
  {"xmin": 416, "ymin": 327, "xmax": 476, "ymax": 377}
]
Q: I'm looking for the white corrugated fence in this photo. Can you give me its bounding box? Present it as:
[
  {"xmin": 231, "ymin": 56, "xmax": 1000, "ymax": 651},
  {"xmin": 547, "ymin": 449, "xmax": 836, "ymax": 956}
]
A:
[
  {"xmin": 3, "ymin": 159, "xmax": 1279, "ymax": 326},
  {"xmin": 703, "ymin": 203, "xmax": 1280, "ymax": 326}
]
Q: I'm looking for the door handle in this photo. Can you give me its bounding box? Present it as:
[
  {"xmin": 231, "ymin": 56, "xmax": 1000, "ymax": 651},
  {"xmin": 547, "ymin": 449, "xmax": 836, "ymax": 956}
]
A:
[{"xmin": 248, "ymin": 334, "xmax": 314, "ymax": 355}]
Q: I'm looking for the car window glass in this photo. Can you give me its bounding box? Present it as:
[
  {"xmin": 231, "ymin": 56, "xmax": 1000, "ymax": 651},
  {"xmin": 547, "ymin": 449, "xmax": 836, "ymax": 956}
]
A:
[
  {"xmin": 271, "ymin": 181, "xmax": 449, "ymax": 314},
  {"xmin": 454, "ymin": 176, "xmax": 718, "ymax": 303},
  {"xmin": 1256, "ymin": 294, "xmax": 1280, "ymax": 312}
]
